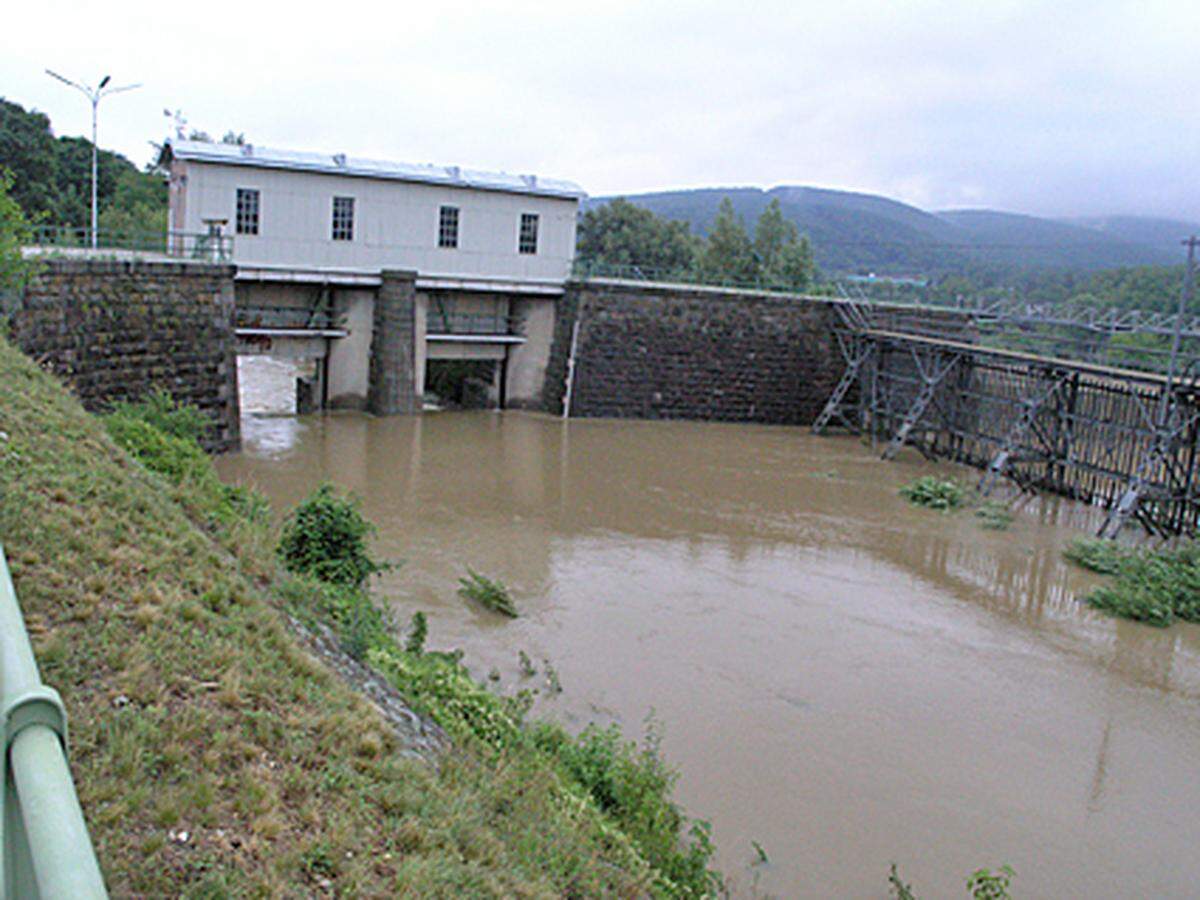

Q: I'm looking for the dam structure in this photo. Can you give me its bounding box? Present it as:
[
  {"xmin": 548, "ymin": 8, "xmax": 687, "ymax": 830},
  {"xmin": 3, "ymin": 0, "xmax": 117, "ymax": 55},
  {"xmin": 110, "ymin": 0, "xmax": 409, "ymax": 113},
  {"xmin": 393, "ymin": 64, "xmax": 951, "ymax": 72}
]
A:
[{"xmin": 159, "ymin": 138, "xmax": 584, "ymax": 414}]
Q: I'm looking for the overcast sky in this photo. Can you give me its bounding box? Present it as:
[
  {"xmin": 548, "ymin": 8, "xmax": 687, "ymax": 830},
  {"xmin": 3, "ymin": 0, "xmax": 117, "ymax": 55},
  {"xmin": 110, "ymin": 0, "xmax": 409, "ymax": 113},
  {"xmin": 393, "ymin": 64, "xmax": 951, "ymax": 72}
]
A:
[{"xmin": 4, "ymin": 0, "xmax": 1198, "ymax": 219}]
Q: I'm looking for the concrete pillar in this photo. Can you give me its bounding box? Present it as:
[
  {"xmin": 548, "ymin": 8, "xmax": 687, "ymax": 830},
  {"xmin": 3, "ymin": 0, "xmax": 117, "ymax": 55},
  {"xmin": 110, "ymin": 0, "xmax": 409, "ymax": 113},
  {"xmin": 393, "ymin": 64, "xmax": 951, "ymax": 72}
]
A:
[{"xmin": 368, "ymin": 269, "xmax": 419, "ymax": 415}]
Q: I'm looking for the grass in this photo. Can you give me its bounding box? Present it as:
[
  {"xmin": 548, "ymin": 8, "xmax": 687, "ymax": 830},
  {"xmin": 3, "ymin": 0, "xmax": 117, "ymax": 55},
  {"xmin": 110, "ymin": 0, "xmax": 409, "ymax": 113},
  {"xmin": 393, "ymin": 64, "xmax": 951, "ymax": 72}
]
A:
[
  {"xmin": 0, "ymin": 335, "xmax": 720, "ymax": 897},
  {"xmin": 1064, "ymin": 536, "xmax": 1200, "ymax": 627}
]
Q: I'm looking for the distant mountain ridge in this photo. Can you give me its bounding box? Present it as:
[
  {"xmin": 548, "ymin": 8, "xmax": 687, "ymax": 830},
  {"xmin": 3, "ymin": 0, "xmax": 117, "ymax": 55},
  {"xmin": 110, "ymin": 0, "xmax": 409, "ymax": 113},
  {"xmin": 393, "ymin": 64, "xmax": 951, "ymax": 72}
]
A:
[{"xmin": 586, "ymin": 186, "xmax": 1197, "ymax": 277}]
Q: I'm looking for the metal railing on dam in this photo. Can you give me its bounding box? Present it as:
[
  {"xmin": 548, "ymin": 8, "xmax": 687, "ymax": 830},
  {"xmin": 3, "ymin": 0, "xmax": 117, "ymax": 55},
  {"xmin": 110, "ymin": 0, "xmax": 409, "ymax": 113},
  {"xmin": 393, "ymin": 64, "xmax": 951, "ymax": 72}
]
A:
[{"xmin": 1, "ymin": 544, "xmax": 107, "ymax": 898}]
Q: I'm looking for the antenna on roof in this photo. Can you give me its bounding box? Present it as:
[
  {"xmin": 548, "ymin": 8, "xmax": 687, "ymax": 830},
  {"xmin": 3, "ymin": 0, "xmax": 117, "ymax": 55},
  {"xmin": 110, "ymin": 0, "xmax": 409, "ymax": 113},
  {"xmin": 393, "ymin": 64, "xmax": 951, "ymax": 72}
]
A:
[
  {"xmin": 332, "ymin": 153, "xmax": 347, "ymax": 167},
  {"xmin": 163, "ymin": 108, "xmax": 187, "ymax": 139}
]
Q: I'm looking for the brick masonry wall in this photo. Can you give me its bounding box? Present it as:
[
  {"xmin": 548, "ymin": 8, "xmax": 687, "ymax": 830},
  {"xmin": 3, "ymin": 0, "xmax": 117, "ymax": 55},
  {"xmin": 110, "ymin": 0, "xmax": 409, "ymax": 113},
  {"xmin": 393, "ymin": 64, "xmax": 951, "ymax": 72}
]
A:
[
  {"xmin": 12, "ymin": 258, "xmax": 240, "ymax": 451},
  {"xmin": 544, "ymin": 280, "xmax": 846, "ymax": 425}
]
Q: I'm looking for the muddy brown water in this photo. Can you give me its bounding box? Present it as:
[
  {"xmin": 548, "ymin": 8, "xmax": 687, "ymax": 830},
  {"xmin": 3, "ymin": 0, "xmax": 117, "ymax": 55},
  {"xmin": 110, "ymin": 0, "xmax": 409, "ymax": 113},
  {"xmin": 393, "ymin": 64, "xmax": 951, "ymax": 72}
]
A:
[{"xmin": 216, "ymin": 411, "xmax": 1200, "ymax": 898}]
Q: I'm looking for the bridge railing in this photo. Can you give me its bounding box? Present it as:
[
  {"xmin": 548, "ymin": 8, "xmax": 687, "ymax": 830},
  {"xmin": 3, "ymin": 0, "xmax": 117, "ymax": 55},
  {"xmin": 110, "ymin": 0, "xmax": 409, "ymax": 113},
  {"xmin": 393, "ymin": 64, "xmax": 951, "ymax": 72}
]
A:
[
  {"xmin": 29, "ymin": 226, "xmax": 234, "ymax": 263},
  {"xmin": 1, "ymin": 544, "xmax": 107, "ymax": 899}
]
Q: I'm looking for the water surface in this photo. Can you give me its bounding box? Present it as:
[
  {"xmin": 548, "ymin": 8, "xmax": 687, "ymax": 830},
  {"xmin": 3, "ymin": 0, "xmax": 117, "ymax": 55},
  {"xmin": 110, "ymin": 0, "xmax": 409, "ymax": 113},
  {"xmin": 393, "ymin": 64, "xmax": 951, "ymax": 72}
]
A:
[{"xmin": 217, "ymin": 412, "xmax": 1200, "ymax": 898}]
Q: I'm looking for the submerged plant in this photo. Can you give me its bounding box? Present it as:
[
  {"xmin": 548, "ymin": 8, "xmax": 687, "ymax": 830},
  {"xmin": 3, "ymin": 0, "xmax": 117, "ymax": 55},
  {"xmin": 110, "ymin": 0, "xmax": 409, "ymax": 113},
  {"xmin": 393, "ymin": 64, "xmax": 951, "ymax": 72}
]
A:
[
  {"xmin": 1064, "ymin": 537, "xmax": 1200, "ymax": 627},
  {"xmin": 1063, "ymin": 537, "xmax": 1128, "ymax": 574},
  {"xmin": 518, "ymin": 650, "xmax": 537, "ymax": 678},
  {"xmin": 457, "ymin": 568, "xmax": 519, "ymax": 617},
  {"xmin": 975, "ymin": 500, "xmax": 1013, "ymax": 531},
  {"xmin": 967, "ymin": 865, "xmax": 1015, "ymax": 899},
  {"xmin": 899, "ymin": 475, "xmax": 966, "ymax": 511}
]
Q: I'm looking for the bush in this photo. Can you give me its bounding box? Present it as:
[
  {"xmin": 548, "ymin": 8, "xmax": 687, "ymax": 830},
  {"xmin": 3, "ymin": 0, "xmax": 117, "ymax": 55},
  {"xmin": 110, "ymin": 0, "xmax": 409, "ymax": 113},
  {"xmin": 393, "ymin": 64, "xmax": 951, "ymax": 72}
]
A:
[
  {"xmin": 899, "ymin": 476, "xmax": 967, "ymax": 511},
  {"xmin": 278, "ymin": 483, "xmax": 387, "ymax": 588}
]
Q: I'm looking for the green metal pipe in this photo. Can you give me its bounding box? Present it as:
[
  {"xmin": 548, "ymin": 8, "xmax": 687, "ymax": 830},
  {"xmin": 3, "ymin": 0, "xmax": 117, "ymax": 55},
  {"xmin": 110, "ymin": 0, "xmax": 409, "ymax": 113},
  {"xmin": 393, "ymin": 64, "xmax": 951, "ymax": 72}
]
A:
[{"xmin": 9, "ymin": 726, "xmax": 106, "ymax": 898}]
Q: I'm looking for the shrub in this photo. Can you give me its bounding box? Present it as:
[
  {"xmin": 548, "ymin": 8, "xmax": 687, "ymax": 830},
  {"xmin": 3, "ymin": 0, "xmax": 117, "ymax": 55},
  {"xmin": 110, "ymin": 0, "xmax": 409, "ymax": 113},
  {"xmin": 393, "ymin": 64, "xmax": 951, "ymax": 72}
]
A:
[
  {"xmin": 457, "ymin": 568, "xmax": 518, "ymax": 617},
  {"xmin": 899, "ymin": 476, "xmax": 966, "ymax": 511},
  {"xmin": 278, "ymin": 483, "xmax": 387, "ymax": 588}
]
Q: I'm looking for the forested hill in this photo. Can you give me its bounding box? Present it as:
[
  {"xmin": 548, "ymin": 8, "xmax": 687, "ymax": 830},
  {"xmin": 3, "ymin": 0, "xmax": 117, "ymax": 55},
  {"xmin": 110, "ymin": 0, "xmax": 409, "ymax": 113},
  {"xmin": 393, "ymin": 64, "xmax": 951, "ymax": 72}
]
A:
[{"xmin": 588, "ymin": 187, "xmax": 1197, "ymax": 277}]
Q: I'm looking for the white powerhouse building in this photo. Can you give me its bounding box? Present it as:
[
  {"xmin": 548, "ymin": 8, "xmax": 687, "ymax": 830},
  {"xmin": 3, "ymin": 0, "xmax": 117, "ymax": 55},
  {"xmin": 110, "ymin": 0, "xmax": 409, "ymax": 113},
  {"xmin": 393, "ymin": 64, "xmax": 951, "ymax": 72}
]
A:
[{"xmin": 159, "ymin": 138, "xmax": 585, "ymax": 412}]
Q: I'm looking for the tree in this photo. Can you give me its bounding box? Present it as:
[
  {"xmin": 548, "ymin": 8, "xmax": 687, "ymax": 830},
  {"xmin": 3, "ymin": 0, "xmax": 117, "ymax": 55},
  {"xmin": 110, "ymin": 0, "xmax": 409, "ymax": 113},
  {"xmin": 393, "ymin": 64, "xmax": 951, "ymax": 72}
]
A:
[
  {"xmin": 699, "ymin": 198, "xmax": 757, "ymax": 285},
  {"xmin": 754, "ymin": 198, "xmax": 816, "ymax": 291},
  {"xmin": 0, "ymin": 99, "xmax": 59, "ymax": 221},
  {"xmin": 576, "ymin": 198, "xmax": 698, "ymax": 276},
  {"xmin": 0, "ymin": 98, "xmax": 166, "ymax": 236},
  {"xmin": 0, "ymin": 169, "xmax": 36, "ymax": 294}
]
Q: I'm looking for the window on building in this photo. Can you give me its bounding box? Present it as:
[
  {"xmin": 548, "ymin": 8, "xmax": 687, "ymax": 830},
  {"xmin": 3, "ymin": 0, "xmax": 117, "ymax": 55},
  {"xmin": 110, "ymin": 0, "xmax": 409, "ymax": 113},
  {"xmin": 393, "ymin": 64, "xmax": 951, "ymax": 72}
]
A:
[
  {"xmin": 332, "ymin": 196, "xmax": 355, "ymax": 241},
  {"xmin": 518, "ymin": 212, "xmax": 539, "ymax": 254},
  {"xmin": 438, "ymin": 205, "xmax": 459, "ymax": 248},
  {"xmin": 236, "ymin": 188, "xmax": 259, "ymax": 235}
]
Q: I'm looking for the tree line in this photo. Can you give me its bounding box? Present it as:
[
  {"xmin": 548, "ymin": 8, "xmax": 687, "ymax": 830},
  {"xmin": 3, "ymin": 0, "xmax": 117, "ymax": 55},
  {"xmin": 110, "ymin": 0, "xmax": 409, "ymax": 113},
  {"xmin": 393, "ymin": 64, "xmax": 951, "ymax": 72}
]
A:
[
  {"xmin": 0, "ymin": 98, "xmax": 166, "ymax": 240},
  {"xmin": 576, "ymin": 197, "xmax": 818, "ymax": 292}
]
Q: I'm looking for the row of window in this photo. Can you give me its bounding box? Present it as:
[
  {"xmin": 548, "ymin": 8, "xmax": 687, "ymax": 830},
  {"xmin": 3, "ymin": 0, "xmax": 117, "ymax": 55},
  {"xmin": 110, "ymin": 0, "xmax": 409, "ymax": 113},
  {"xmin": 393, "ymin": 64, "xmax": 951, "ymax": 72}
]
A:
[{"xmin": 234, "ymin": 188, "xmax": 540, "ymax": 253}]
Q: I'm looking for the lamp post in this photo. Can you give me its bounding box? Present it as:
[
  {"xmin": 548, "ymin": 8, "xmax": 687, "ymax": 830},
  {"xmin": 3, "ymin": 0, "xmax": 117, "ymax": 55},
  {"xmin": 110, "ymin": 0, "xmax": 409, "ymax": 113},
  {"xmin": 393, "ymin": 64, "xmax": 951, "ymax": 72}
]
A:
[{"xmin": 45, "ymin": 69, "xmax": 140, "ymax": 249}]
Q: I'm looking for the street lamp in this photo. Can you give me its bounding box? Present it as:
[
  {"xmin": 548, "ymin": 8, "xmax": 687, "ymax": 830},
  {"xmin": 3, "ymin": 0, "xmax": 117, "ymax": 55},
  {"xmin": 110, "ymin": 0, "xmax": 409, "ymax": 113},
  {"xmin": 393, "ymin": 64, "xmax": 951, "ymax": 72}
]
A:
[{"xmin": 45, "ymin": 69, "xmax": 141, "ymax": 249}]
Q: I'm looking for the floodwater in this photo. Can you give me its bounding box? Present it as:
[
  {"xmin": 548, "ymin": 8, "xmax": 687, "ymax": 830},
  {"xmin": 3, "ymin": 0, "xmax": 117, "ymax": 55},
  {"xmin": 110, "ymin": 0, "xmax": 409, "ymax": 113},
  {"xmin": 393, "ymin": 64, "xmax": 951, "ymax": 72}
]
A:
[{"xmin": 217, "ymin": 411, "xmax": 1200, "ymax": 898}]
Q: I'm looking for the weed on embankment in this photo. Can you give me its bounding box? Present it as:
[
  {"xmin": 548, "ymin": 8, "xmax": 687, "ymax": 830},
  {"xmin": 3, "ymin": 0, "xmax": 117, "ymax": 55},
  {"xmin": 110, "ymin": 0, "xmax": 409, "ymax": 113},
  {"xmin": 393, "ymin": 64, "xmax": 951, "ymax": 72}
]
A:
[
  {"xmin": 1064, "ymin": 536, "xmax": 1200, "ymax": 627},
  {"xmin": 0, "ymin": 336, "xmax": 721, "ymax": 897}
]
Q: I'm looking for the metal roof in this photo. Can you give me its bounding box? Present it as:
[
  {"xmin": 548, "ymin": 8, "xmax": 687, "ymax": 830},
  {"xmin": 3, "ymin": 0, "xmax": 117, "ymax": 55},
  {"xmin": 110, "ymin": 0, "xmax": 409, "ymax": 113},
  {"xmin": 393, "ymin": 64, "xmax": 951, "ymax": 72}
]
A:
[{"xmin": 163, "ymin": 139, "xmax": 585, "ymax": 201}]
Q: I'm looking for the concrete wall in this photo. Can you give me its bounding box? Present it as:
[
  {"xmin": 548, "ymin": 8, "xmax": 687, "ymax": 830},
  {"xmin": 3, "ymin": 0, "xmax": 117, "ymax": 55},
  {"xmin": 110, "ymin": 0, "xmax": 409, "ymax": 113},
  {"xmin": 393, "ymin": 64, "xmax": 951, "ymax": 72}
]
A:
[
  {"xmin": 327, "ymin": 289, "xmax": 375, "ymax": 409},
  {"xmin": 178, "ymin": 160, "xmax": 578, "ymax": 281},
  {"xmin": 506, "ymin": 297, "xmax": 558, "ymax": 408},
  {"xmin": 12, "ymin": 258, "xmax": 240, "ymax": 450},
  {"xmin": 544, "ymin": 280, "xmax": 846, "ymax": 425}
]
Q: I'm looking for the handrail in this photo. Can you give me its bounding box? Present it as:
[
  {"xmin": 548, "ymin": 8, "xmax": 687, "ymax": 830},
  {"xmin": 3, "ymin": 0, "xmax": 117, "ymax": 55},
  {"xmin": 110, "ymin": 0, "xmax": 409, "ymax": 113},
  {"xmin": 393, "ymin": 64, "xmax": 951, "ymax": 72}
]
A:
[
  {"xmin": 28, "ymin": 226, "xmax": 234, "ymax": 263},
  {"xmin": 1, "ymin": 544, "xmax": 107, "ymax": 899}
]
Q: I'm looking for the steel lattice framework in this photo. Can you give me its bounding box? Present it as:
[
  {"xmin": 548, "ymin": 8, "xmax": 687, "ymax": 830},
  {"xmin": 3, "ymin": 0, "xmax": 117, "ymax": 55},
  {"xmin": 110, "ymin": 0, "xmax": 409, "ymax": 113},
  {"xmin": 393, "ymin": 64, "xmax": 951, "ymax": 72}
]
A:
[{"xmin": 813, "ymin": 299, "xmax": 1200, "ymax": 539}]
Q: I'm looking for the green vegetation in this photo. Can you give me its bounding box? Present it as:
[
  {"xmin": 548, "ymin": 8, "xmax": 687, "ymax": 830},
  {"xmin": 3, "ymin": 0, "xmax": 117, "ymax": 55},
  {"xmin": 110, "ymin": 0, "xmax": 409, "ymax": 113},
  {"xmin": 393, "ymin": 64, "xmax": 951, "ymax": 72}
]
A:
[
  {"xmin": 967, "ymin": 866, "xmax": 1016, "ymax": 899},
  {"xmin": 1063, "ymin": 536, "xmax": 1127, "ymax": 575},
  {"xmin": 0, "ymin": 335, "xmax": 720, "ymax": 895},
  {"xmin": 404, "ymin": 610, "xmax": 428, "ymax": 654},
  {"xmin": 899, "ymin": 475, "xmax": 967, "ymax": 511},
  {"xmin": 278, "ymin": 482, "xmax": 389, "ymax": 588},
  {"xmin": 458, "ymin": 568, "xmax": 520, "ymax": 618},
  {"xmin": 975, "ymin": 500, "xmax": 1014, "ymax": 531},
  {"xmin": 0, "ymin": 170, "xmax": 37, "ymax": 298},
  {"xmin": 576, "ymin": 197, "xmax": 700, "ymax": 279},
  {"xmin": 1064, "ymin": 536, "xmax": 1200, "ymax": 627},
  {"xmin": 889, "ymin": 863, "xmax": 1015, "ymax": 899},
  {"xmin": 577, "ymin": 196, "xmax": 817, "ymax": 291},
  {"xmin": 1, "ymin": 98, "xmax": 166, "ymax": 236}
]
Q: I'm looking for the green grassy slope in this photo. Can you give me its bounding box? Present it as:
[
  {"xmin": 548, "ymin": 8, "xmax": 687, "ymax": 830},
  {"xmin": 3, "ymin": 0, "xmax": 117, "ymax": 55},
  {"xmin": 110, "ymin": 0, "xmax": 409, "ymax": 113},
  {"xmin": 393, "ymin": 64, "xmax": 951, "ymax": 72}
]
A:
[{"xmin": 0, "ymin": 337, "xmax": 715, "ymax": 897}]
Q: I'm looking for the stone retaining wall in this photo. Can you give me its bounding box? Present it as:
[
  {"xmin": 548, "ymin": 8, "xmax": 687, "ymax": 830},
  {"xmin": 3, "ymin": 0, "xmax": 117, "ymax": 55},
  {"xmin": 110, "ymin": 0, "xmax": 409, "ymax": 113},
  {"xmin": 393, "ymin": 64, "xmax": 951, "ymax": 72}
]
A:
[
  {"xmin": 12, "ymin": 257, "xmax": 240, "ymax": 450},
  {"xmin": 544, "ymin": 280, "xmax": 844, "ymax": 424}
]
